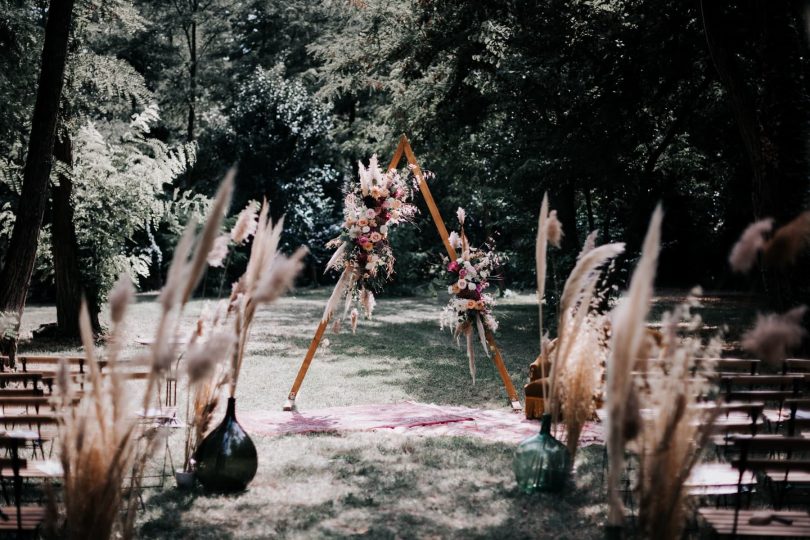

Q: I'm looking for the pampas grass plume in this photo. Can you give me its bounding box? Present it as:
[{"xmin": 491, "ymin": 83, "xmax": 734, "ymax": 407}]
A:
[
  {"xmin": 207, "ymin": 234, "xmax": 230, "ymax": 267},
  {"xmin": 231, "ymin": 201, "xmax": 259, "ymax": 244},
  {"xmin": 729, "ymin": 218, "xmax": 773, "ymax": 273},
  {"xmin": 764, "ymin": 211, "xmax": 810, "ymax": 267},
  {"xmin": 546, "ymin": 210, "xmax": 563, "ymax": 248},
  {"xmin": 742, "ymin": 305, "xmax": 807, "ymax": 367}
]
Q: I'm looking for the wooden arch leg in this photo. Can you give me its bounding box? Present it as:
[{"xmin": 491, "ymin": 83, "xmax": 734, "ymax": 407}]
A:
[
  {"xmin": 283, "ymin": 317, "xmax": 330, "ymax": 411},
  {"xmin": 487, "ymin": 332, "xmax": 522, "ymax": 412}
]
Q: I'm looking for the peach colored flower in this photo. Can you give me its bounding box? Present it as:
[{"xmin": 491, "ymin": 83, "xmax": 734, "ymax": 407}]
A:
[
  {"xmin": 363, "ymin": 242, "xmax": 374, "ymax": 251},
  {"xmin": 358, "ymin": 218, "xmax": 369, "ymax": 227},
  {"xmin": 476, "ymin": 300, "xmax": 486, "ymax": 310},
  {"xmin": 466, "ymin": 300, "xmax": 477, "ymax": 310},
  {"xmin": 370, "ymin": 232, "xmax": 382, "ymax": 242}
]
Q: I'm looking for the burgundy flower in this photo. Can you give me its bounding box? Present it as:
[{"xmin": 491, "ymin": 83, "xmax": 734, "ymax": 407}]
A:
[{"xmin": 448, "ymin": 260, "xmax": 460, "ymax": 272}]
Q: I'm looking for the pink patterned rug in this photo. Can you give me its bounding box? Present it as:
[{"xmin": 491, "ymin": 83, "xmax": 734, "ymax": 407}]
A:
[{"xmin": 240, "ymin": 401, "xmax": 604, "ymax": 446}]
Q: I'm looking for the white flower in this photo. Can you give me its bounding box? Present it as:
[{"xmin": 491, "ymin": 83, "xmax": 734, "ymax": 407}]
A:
[
  {"xmin": 467, "ymin": 282, "xmax": 476, "ymax": 291},
  {"xmin": 207, "ymin": 234, "xmax": 230, "ymax": 267},
  {"xmin": 380, "ymin": 225, "xmax": 388, "ymax": 234},
  {"xmin": 365, "ymin": 208, "xmax": 377, "ymax": 219},
  {"xmin": 366, "ymin": 262, "xmax": 375, "ymax": 270},
  {"xmin": 230, "ymin": 202, "xmax": 259, "ymax": 244},
  {"xmin": 456, "ymin": 207, "xmax": 466, "ymax": 224},
  {"xmin": 362, "ymin": 226, "xmax": 370, "ymax": 233},
  {"xmin": 447, "ymin": 286, "xmax": 454, "ymax": 294},
  {"xmin": 448, "ymin": 231, "xmax": 461, "ymax": 249},
  {"xmin": 349, "ymin": 227, "xmax": 360, "ymax": 238}
]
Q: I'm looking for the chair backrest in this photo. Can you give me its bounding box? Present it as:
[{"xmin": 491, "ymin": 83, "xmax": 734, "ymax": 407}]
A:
[
  {"xmin": 783, "ymin": 358, "xmax": 810, "ymax": 374},
  {"xmin": 718, "ymin": 374, "xmax": 805, "ymax": 404},
  {"xmin": 704, "ymin": 358, "xmax": 760, "ymax": 375}
]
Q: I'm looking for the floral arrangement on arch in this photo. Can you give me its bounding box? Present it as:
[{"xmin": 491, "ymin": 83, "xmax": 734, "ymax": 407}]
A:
[
  {"xmin": 440, "ymin": 208, "xmax": 505, "ymax": 383},
  {"xmin": 324, "ymin": 155, "xmax": 418, "ymax": 331}
]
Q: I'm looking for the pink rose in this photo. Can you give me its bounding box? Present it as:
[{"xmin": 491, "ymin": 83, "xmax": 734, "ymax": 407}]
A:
[
  {"xmin": 358, "ymin": 236, "xmax": 369, "ymax": 244},
  {"xmin": 459, "ymin": 269, "xmax": 467, "ymax": 278},
  {"xmin": 448, "ymin": 261, "xmax": 460, "ymax": 272}
]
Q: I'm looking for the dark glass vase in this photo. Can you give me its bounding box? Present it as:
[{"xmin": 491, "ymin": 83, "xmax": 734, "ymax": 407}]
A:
[
  {"xmin": 513, "ymin": 413, "xmax": 570, "ymax": 493},
  {"xmin": 194, "ymin": 397, "xmax": 258, "ymax": 492}
]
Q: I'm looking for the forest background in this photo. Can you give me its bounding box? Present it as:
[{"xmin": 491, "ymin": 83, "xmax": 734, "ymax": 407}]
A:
[{"xmin": 1, "ymin": 0, "xmax": 808, "ymax": 340}]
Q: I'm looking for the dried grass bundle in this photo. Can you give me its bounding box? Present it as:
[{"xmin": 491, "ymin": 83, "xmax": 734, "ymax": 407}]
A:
[
  {"xmin": 534, "ymin": 194, "xmax": 557, "ymax": 399},
  {"xmin": 729, "ymin": 211, "xmax": 810, "ymax": 272},
  {"xmin": 742, "ymin": 305, "xmax": 807, "ymax": 367},
  {"xmin": 557, "ymin": 312, "xmax": 607, "ymax": 457},
  {"xmin": 53, "ymin": 171, "xmax": 235, "ymax": 539},
  {"xmin": 183, "ymin": 328, "xmax": 232, "ymax": 472},
  {"xmin": 606, "ymin": 205, "xmax": 662, "ymax": 527},
  {"xmin": 547, "ymin": 234, "xmax": 622, "ymax": 451},
  {"xmin": 636, "ymin": 296, "xmax": 721, "ymax": 540},
  {"xmin": 227, "ymin": 201, "xmax": 307, "ymax": 397}
]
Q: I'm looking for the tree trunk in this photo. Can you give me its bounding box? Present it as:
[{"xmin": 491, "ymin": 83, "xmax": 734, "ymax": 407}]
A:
[
  {"xmin": 184, "ymin": 17, "xmax": 197, "ymax": 187},
  {"xmin": 187, "ymin": 18, "xmax": 197, "ymax": 143},
  {"xmin": 0, "ymin": 0, "xmax": 76, "ymax": 360},
  {"xmin": 51, "ymin": 134, "xmax": 87, "ymax": 339}
]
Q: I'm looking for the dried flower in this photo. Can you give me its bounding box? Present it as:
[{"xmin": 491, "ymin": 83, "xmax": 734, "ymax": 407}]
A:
[
  {"xmin": 108, "ymin": 274, "xmax": 134, "ymax": 324},
  {"xmin": 350, "ymin": 308, "xmax": 359, "ymax": 334},
  {"xmin": 360, "ymin": 288, "xmax": 376, "ymax": 319},
  {"xmin": 742, "ymin": 306, "xmax": 807, "ymax": 367},
  {"xmin": 207, "ymin": 234, "xmax": 230, "ymax": 267},
  {"xmin": 231, "ymin": 202, "xmax": 259, "ymax": 244},
  {"xmin": 546, "ymin": 210, "xmax": 563, "ymax": 248},
  {"xmin": 729, "ymin": 218, "xmax": 773, "ymax": 273},
  {"xmin": 186, "ymin": 331, "xmax": 233, "ymax": 383},
  {"xmin": 253, "ymin": 247, "xmax": 308, "ymax": 303},
  {"xmin": 456, "ymin": 207, "xmax": 466, "ymax": 224}
]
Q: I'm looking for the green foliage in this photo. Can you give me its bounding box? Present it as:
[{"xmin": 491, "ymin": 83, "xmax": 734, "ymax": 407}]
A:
[{"xmin": 61, "ymin": 107, "xmax": 204, "ymax": 300}]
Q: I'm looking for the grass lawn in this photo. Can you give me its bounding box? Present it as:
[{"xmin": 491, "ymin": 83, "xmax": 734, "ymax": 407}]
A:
[{"xmin": 16, "ymin": 288, "xmax": 758, "ymax": 539}]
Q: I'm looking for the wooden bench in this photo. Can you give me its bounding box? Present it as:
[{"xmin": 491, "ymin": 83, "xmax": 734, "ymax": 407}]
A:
[{"xmin": 784, "ymin": 359, "xmax": 810, "ymax": 374}]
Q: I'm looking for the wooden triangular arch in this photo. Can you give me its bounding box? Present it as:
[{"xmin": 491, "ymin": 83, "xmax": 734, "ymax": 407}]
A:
[{"xmin": 283, "ymin": 135, "xmax": 522, "ymax": 412}]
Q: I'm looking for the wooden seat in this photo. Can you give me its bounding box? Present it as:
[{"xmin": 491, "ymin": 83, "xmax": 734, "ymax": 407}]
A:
[
  {"xmin": 686, "ymin": 463, "xmax": 756, "ymax": 497},
  {"xmin": 699, "ymin": 508, "xmax": 810, "ymax": 537}
]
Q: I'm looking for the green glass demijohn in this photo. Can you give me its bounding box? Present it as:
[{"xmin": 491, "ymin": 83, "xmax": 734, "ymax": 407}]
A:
[
  {"xmin": 513, "ymin": 413, "xmax": 570, "ymax": 493},
  {"xmin": 194, "ymin": 397, "xmax": 258, "ymax": 492}
]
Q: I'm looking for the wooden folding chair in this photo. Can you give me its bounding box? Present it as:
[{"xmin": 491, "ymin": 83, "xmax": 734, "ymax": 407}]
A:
[
  {"xmin": 699, "ymin": 435, "xmax": 810, "ymax": 537},
  {"xmin": 0, "ymin": 435, "xmax": 47, "ymax": 536}
]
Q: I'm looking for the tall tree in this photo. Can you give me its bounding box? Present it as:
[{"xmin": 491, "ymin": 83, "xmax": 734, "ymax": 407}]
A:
[{"xmin": 0, "ymin": 0, "xmax": 75, "ymax": 357}]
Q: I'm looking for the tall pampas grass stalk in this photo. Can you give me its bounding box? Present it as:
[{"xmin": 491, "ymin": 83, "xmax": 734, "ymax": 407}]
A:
[
  {"xmin": 227, "ymin": 201, "xmax": 307, "ymax": 398},
  {"xmin": 56, "ymin": 294, "xmax": 162, "ymax": 540},
  {"xmin": 548, "ymin": 239, "xmax": 623, "ymax": 437},
  {"xmin": 636, "ymin": 296, "xmax": 721, "ymax": 540},
  {"xmin": 535, "ymin": 194, "xmax": 553, "ymax": 400},
  {"xmin": 606, "ymin": 205, "xmax": 663, "ymax": 528}
]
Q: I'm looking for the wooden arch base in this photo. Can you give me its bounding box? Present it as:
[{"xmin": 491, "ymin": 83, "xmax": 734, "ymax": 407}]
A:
[{"xmin": 283, "ymin": 135, "xmax": 522, "ymax": 412}]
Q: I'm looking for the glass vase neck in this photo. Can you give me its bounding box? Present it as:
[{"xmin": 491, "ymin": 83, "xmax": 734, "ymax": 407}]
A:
[
  {"xmin": 226, "ymin": 397, "xmax": 236, "ymax": 417},
  {"xmin": 540, "ymin": 413, "xmax": 552, "ymax": 435}
]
